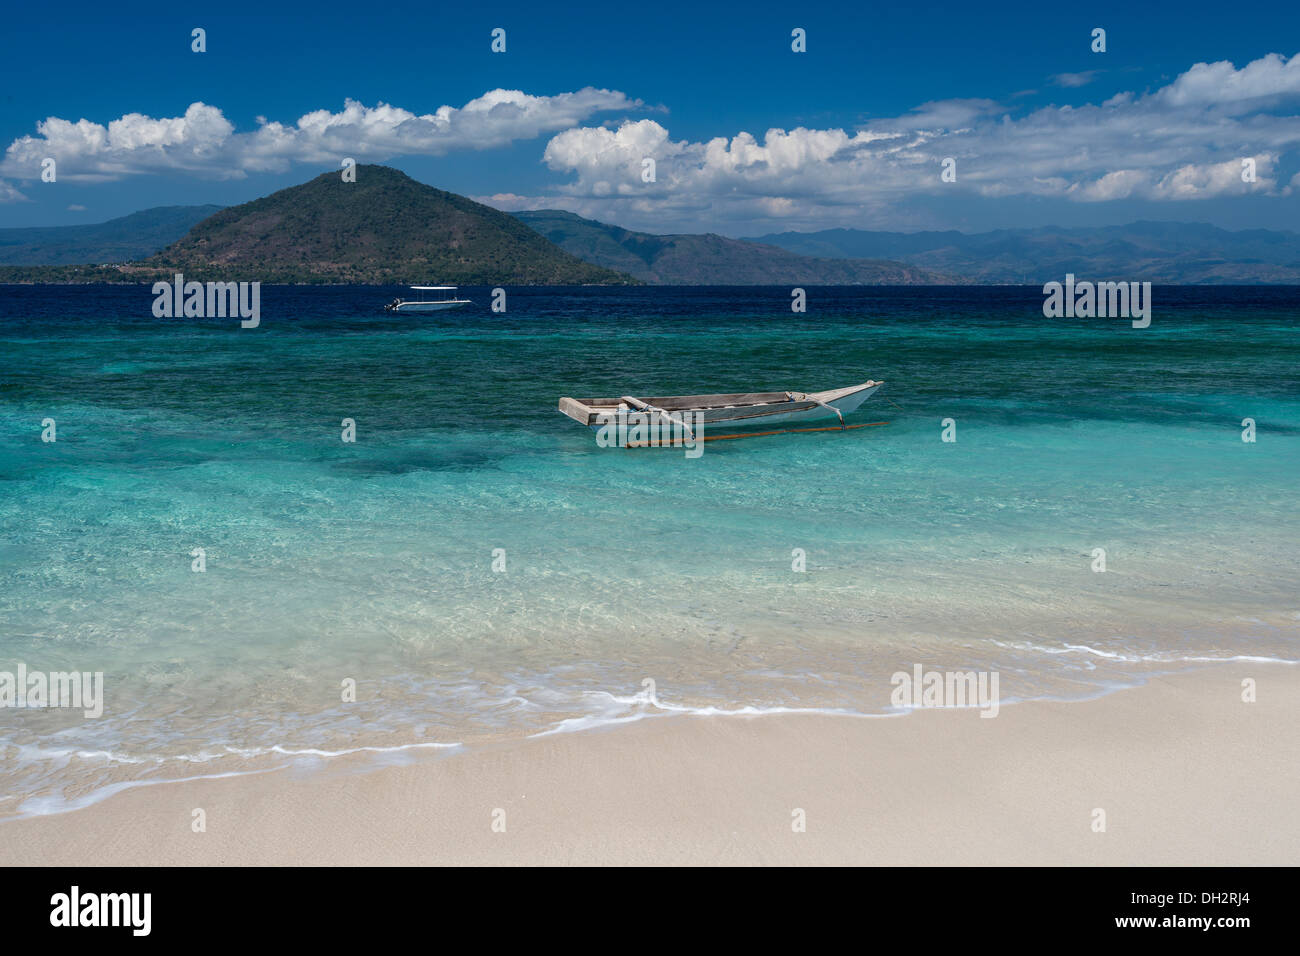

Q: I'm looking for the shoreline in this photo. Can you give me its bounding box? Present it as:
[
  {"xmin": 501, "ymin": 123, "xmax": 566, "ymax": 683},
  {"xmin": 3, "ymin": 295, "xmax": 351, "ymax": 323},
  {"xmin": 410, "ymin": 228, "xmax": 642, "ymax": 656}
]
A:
[
  {"xmin": 2, "ymin": 662, "xmax": 1295, "ymax": 866},
  {"xmin": 4, "ymin": 649, "xmax": 1290, "ymax": 823}
]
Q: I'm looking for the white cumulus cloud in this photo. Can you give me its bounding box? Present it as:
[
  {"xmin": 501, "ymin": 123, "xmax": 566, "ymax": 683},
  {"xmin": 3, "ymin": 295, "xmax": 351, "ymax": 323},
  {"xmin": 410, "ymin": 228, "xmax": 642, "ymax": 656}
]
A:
[
  {"xmin": 0, "ymin": 180, "xmax": 29, "ymax": 203},
  {"xmin": 0, "ymin": 88, "xmax": 640, "ymax": 182},
  {"xmin": 530, "ymin": 52, "xmax": 1300, "ymax": 230},
  {"xmin": 1155, "ymin": 52, "xmax": 1300, "ymax": 110}
]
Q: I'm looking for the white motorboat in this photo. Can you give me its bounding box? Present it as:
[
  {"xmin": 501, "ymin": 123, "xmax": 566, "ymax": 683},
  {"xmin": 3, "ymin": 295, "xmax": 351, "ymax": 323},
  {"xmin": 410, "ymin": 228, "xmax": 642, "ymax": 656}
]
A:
[{"xmin": 384, "ymin": 286, "xmax": 471, "ymax": 312}]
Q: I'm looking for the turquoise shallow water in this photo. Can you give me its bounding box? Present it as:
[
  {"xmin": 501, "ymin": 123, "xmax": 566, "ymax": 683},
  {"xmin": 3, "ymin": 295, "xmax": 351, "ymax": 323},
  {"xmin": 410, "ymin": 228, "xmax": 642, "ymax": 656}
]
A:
[{"xmin": 1, "ymin": 284, "xmax": 1298, "ymax": 815}]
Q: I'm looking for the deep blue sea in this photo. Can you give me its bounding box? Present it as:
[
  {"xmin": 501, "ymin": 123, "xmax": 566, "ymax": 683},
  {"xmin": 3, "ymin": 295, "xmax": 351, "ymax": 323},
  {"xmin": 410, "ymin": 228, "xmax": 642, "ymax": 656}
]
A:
[{"xmin": 2, "ymin": 284, "xmax": 1297, "ymax": 815}]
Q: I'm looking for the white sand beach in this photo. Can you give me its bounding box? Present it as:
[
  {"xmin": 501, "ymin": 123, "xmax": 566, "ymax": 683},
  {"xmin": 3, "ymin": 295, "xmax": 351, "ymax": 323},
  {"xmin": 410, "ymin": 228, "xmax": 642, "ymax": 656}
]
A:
[{"xmin": 3, "ymin": 663, "xmax": 1295, "ymax": 866}]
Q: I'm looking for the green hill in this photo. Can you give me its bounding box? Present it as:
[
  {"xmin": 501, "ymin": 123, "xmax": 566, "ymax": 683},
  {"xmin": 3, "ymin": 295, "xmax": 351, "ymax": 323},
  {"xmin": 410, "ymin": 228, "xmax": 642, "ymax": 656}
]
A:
[
  {"xmin": 0, "ymin": 205, "xmax": 222, "ymax": 265},
  {"xmin": 515, "ymin": 209, "xmax": 950, "ymax": 284},
  {"xmin": 142, "ymin": 166, "xmax": 633, "ymax": 284}
]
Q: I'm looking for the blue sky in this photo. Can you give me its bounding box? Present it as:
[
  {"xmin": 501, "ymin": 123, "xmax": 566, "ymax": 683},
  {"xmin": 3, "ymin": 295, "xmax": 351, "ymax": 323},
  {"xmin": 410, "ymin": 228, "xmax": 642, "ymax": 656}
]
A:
[{"xmin": 2, "ymin": 0, "xmax": 1299, "ymax": 234}]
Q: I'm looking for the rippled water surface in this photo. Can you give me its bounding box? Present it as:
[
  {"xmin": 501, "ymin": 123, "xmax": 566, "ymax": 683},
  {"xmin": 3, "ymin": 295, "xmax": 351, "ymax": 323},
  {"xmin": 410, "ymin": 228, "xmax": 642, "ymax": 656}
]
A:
[{"xmin": 2, "ymin": 284, "xmax": 1297, "ymax": 815}]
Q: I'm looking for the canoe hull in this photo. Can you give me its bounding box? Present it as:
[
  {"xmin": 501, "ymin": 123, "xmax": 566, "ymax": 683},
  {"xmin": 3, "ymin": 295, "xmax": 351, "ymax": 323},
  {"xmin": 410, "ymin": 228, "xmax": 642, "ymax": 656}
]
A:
[{"xmin": 558, "ymin": 381, "xmax": 884, "ymax": 431}]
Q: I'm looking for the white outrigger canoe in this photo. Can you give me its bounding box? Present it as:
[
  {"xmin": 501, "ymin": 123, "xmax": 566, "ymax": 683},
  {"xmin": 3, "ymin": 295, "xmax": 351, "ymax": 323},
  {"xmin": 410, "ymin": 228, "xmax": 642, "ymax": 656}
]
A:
[
  {"xmin": 559, "ymin": 380, "xmax": 884, "ymax": 442},
  {"xmin": 383, "ymin": 286, "xmax": 471, "ymax": 312}
]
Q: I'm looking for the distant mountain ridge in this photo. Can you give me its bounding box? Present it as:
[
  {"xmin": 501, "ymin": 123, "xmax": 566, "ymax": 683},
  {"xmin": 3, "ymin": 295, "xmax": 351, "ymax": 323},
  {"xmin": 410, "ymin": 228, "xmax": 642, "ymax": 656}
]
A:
[
  {"xmin": 6, "ymin": 182, "xmax": 1300, "ymax": 285},
  {"xmin": 751, "ymin": 221, "xmax": 1300, "ymax": 284},
  {"xmin": 514, "ymin": 209, "xmax": 950, "ymax": 285},
  {"xmin": 0, "ymin": 206, "xmax": 222, "ymax": 265}
]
